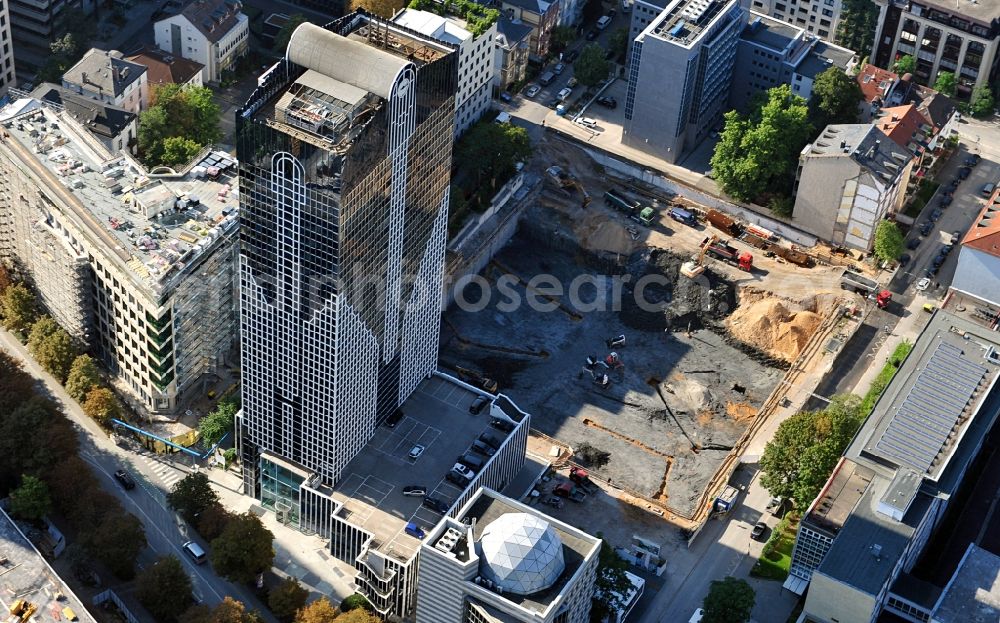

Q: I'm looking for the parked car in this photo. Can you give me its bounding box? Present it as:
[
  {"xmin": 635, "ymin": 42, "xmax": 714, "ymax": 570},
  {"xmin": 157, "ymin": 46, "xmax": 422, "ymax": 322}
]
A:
[
  {"xmin": 469, "ymin": 395, "xmax": 490, "ymax": 415},
  {"xmin": 958, "ymin": 166, "xmax": 972, "ymax": 180},
  {"xmin": 479, "ymin": 433, "xmax": 501, "ymax": 449},
  {"xmin": 491, "ymin": 418, "xmax": 515, "ymax": 432},
  {"xmin": 981, "ymin": 182, "xmax": 996, "ymax": 196},
  {"xmin": 751, "ymin": 522, "xmax": 767, "ymax": 541},
  {"xmin": 939, "ymin": 194, "xmax": 952, "ymax": 207},
  {"xmin": 499, "ymin": 91, "xmax": 513, "ymax": 102},
  {"xmin": 404, "ymin": 522, "xmax": 426, "ymax": 539},
  {"xmin": 898, "ymin": 253, "xmax": 911, "ymax": 266},
  {"xmin": 965, "ymin": 154, "xmax": 981, "ymax": 166},
  {"xmin": 557, "ymin": 87, "xmax": 573, "ymax": 101},
  {"xmin": 402, "ymin": 485, "xmax": 427, "ymax": 497},
  {"xmin": 930, "ymin": 208, "xmax": 943, "ymax": 222},
  {"xmin": 919, "ymin": 221, "xmax": 933, "ymax": 236},
  {"xmin": 951, "ymin": 230, "xmax": 962, "ymax": 244},
  {"xmin": 596, "ymin": 95, "xmax": 617, "ymax": 108},
  {"xmin": 576, "ymin": 116, "xmax": 597, "ymax": 128},
  {"xmin": 114, "ymin": 469, "xmax": 136, "ymax": 490},
  {"xmin": 907, "ymin": 237, "xmax": 921, "ymax": 250},
  {"xmin": 916, "ymin": 277, "xmax": 931, "ymax": 292},
  {"xmin": 408, "ymin": 444, "xmax": 425, "ymax": 460},
  {"xmin": 567, "ymin": 76, "xmax": 578, "ymax": 88},
  {"xmin": 422, "ymin": 497, "xmax": 450, "ymax": 513},
  {"xmin": 553, "ymin": 62, "xmax": 566, "ymax": 75},
  {"xmin": 446, "ymin": 471, "xmax": 469, "ymax": 486},
  {"xmin": 564, "ymin": 50, "xmax": 580, "ymax": 62},
  {"xmin": 471, "ymin": 440, "xmax": 496, "ymax": 457},
  {"xmin": 525, "ymin": 84, "xmax": 541, "ymax": 98}
]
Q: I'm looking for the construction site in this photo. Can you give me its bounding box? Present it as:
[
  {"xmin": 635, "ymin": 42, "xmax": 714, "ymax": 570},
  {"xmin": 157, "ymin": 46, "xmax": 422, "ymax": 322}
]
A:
[{"xmin": 441, "ymin": 136, "xmax": 860, "ymax": 520}]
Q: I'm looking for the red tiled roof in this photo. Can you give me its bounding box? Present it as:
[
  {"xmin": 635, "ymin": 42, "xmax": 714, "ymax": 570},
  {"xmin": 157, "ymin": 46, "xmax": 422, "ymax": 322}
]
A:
[
  {"xmin": 963, "ymin": 188, "xmax": 1000, "ymax": 257},
  {"xmin": 857, "ymin": 64, "xmax": 897, "ymax": 104},
  {"xmin": 126, "ymin": 46, "xmax": 204, "ymax": 87},
  {"xmin": 876, "ymin": 104, "xmax": 930, "ymax": 152}
]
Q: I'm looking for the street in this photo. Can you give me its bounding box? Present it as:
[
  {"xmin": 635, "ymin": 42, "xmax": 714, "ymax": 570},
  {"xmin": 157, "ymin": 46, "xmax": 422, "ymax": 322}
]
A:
[{"xmin": 0, "ymin": 329, "xmax": 275, "ymax": 622}]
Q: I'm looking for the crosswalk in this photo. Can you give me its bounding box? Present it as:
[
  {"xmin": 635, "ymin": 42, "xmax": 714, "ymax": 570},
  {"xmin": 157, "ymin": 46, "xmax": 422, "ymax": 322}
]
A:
[{"xmin": 137, "ymin": 453, "xmax": 187, "ymax": 490}]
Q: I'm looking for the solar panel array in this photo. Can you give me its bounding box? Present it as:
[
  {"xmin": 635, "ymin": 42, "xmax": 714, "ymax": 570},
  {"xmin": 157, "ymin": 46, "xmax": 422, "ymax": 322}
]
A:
[{"xmin": 874, "ymin": 342, "xmax": 987, "ymax": 475}]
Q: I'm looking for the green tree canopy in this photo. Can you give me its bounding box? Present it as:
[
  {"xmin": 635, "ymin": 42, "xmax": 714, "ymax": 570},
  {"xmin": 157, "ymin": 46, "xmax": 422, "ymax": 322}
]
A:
[
  {"xmin": 1, "ymin": 283, "xmax": 37, "ymax": 332},
  {"xmin": 552, "ymin": 25, "xmax": 576, "ymax": 51},
  {"xmin": 85, "ymin": 512, "xmax": 148, "ymax": 579},
  {"xmin": 28, "ymin": 316, "xmax": 77, "ymax": 383},
  {"xmin": 210, "ymin": 512, "xmax": 275, "ymax": 584},
  {"xmin": 590, "ymin": 536, "xmax": 633, "ymax": 623},
  {"xmin": 0, "ymin": 351, "xmax": 38, "ymax": 414},
  {"xmin": 294, "ymin": 598, "xmax": 339, "ymax": 623},
  {"xmin": 199, "ymin": 398, "xmax": 238, "ymax": 447},
  {"xmin": 710, "ymin": 85, "xmax": 812, "ymax": 203},
  {"xmin": 139, "ymin": 85, "xmax": 221, "ymax": 166},
  {"xmin": 933, "ymin": 71, "xmax": 957, "ymax": 97},
  {"xmin": 10, "ymin": 474, "xmax": 52, "ymax": 520},
  {"xmin": 970, "ymin": 85, "xmax": 996, "ymax": 118},
  {"xmin": 609, "ymin": 28, "xmax": 628, "ymax": 62},
  {"xmin": 760, "ymin": 395, "xmax": 864, "ymax": 509},
  {"xmin": 340, "ymin": 594, "xmax": 373, "ymax": 612},
  {"xmin": 809, "ymin": 66, "xmax": 862, "ymax": 128},
  {"xmin": 834, "ymin": 0, "xmax": 879, "ymax": 57},
  {"xmin": 455, "ymin": 121, "xmax": 532, "ymax": 194},
  {"xmin": 0, "ymin": 397, "xmax": 78, "ymax": 490},
  {"xmin": 894, "ymin": 54, "xmax": 915, "ymax": 75},
  {"xmin": 574, "ymin": 44, "xmax": 610, "ymax": 87},
  {"xmin": 269, "ymin": 577, "xmax": 309, "ymax": 621},
  {"xmin": 161, "ymin": 136, "xmax": 203, "ymax": 167},
  {"xmin": 197, "ymin": 502, "xmax": 234, "ymax": 541},
  {"xmin": 702, "ymin": 576, "xmax": 755, "ymax": 623},
  {"xmin": 273, "ymin": 14, "xmax": 309, "ymax": 52},
  {"xmin": 167, "ymin": 472, "xmax": 220, "ymax": 525},
  {"xmin": 44, "ymin": 455, "xmax": 97, "ymax": 516},
  {"xmin": 82, "ymin": 387, "xmax": 120, "ymax": 426},
  {"xmin": 873, "ymin": 220, "xmax": 905, "ymax": 263},
  {"xmin": 137, "ymin": 556, "xmax": 195, "ymax": 623},
  {"xmin": 65, "ymin": 355, "xmax": 101, "ymax": 403},
  {"xmin": 183, "ymin": 597, "xmax": 263, "ymax": 623}
]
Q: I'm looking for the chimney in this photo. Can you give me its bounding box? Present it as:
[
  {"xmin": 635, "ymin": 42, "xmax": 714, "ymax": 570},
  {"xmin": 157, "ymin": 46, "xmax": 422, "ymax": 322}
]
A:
[{"xmin": 82, "ymin": 71, "xmax": 88, "ymax": 84}]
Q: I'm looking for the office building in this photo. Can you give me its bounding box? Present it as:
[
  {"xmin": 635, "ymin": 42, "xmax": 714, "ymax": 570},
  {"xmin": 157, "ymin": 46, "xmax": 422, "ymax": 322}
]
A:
[
  {"xmin": 929, "ymin": 544, "xmax": 1000, "ymax": 623},
  {"xmin": 501, "ymin": 0, "xmax": 559, "ymax": 60},
  {"xmin": 622, "ymin": 0, "xmax": 745, "ymax": 163},
  {"xmin": 154, "ymin": 0, "xmax": 249, "ymax": 82},
  {"xmin": 872, "ymin": 0, "xmax": 1000, "ymax": 100},
  {"xmin": 786, "ymin": 311, "xmax": 1000, "ymax": 623},
  {"xmin": 417, "ymin": 486, "xmax": 601, "ymax": 623},
  {"xmin": 0, "ymin": 0, "xmax": 14, "ymax": 97},
  {"xmin": 28, "ymin": 83, "xmax": 138, "ymax": 154},
  {"xmin": 494, "ymin": 18, "xmax": 532, "ymax": 92},
  {"xmin": 791, "ymin": 124, "xmax": 913, "ymax": 251},
  {"xmin": 237, "ymin": 14, "xmax": 456, "ymax": 495},
  {"xmin": 9, "ymin": 0, "xmax": 91, "ymax": 76},
  {"xmin": 0, "ymin": 97, "xmax": 239, "ymax": 414},
  {"xmin": 61, "ymin": 49, "xmax": 148, "ymax": 115},
  {"xmin": 730, "ymin": 12, "xmax": 855, "ymax": 113},
  {"xmin": 747, "ymin": 0, "xmax": 842, "ymax": 41},
  {"xmin": 393, "ymin": 8, "xmax": 497, "ymax": 137}
]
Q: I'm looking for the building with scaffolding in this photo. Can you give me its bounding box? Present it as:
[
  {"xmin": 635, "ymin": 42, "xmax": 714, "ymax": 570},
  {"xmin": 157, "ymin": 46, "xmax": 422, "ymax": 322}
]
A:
[{"xmin": 0, "ymin": 96, "xmax": 239, "ymax": 415}]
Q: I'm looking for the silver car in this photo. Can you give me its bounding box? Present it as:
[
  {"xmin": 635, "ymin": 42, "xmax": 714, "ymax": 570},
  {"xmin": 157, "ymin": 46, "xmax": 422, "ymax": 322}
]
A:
[{"xmin": 525, "ymin": 84, "xmax": 541, "ymax": 97}]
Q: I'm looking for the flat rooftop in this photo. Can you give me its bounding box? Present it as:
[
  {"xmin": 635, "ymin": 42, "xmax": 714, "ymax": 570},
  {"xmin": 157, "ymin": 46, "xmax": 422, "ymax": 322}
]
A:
[
  {"xmin": 805, "ymin": 459, "xmax": 875, "ymax": 534},
  {"xmin": 741, "ymin": 12, "xmax": 802, "ymax": 52},
  {"xmin": 917, "ymin": 0, "xmax": 1000, "ymax": 26},
  {"xmin": 931, "ymin": 544, "xmax": 1000, "ymax": 622},
  {"xmin": 453, "ymin": 489, "xmax": 599, "ymax": 615},
  {"xmin": 330, "ymin": 376, "xmax": 518, "ymax": 563},
  {"xmin": 0, "ymin": 100, "xmax": 238, "ymax": 291},
  {"xmin": 0, "ymin": 510, "xmax": 96, "ymax": 623},
  {"xmin": 651, "ymin": 0, "xmax": 735, "ymax": 45}
]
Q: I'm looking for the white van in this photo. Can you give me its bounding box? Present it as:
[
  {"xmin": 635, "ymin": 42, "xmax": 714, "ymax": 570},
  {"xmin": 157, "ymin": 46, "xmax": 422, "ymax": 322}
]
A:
[
  {"xmin": 183, "ymin": 541, "xmax": 207, "ymax": 565},
  {"xmin": 597, "ymin": 15, "xmax": 612, "ymax": 30},
  {"xmin": 689, "ymin": 609, "xmax": 704, "ymax": 623}
]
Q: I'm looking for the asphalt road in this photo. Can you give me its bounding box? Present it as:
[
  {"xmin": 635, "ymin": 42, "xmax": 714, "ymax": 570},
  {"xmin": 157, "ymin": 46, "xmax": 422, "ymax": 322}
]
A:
[{"xmin": 0, "ymin": 329, "xmax": 275, "ymax": 621}]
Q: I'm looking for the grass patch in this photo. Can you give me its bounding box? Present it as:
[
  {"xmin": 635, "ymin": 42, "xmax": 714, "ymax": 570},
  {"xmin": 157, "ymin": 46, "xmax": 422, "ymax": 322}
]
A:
[
  {"xmin": 750, "ymin": 513, "xmax": 799, "ymax": 581},
  {"xmin": 904, "ymin": 179, "xmax": 940, "ymax": 218},
  {"xmin": 859, "ymin": 340, "xmax": 913, "ymax": 416}
]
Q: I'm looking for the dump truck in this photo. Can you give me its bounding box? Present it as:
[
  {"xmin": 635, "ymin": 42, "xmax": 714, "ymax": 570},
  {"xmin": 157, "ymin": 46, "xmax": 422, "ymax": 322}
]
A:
[
  {"xmin": 569, "ymin": 467, "xmax": 600, "ymax": 494},
  {"xmin": 713, "ymin": 485, "xmax": 739, "ymax": 513},
  {"xmin": 604, "ymin": 191, "xmax": 655, "ymax": 226},
  {"xmin": 702, "ymin": 237, "xmax": 753, "ymax": 271},
  {"xmin": 706, "ymin": 209, "xmax": 743, "ymax": 237},
  {"xmin": 553, "ymin": 482, "xmax": 587, "ymax": 502},
  {"xmin": 840, "ymin": 270, "xmax": 881, "ymax": 296}
]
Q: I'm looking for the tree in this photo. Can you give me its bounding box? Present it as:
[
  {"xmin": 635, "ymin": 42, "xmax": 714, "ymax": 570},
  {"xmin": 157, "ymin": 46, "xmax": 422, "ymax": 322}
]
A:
[
  {"xmin": 269, "ymin": 577, "xmax": 309, "ymax": 621},
  {"xmin": 582, "ymin": 0, "xmax": 603, "ymax": 24},
  {"xmin": 335, "ymin": 610, "xmax": 381, "ymax": 623},
  {"xmin": 348, "ymin": 0, "xmax": 406, "ymax": 17},
  {"xmin": 10, "ymin": 474, "xmax": 52, "ymax": 520},
  {"xmin": 184, "ymin": 597, "xmax": 262, "ymax": 623},
  {"xmin": 161, "ymin": 136, "xmax": 203, "ymax": 166},
  {"xmin": 834, "ymin": 0, "xmax": 879, "ymax": 57},
  {"xmin": 137, "ymin": 556, "xmax": 194, "ymax": 623},
  {"xmin": 590, "ymin": 537, "xmax": 632, "ymax": 623},
  {"xmin": 1, "ymin": 283, "xmax": 37, "ymax": 332},
  {"xmin": 711, "ymin": 85, "xmax": 812, "ymax": 203},
  {"xmin": 933, "ymin": 71, "xmax": 957, "ymax": 97},
  {"xmin": 702, "ymin": 576, "xmax": 755, "ymax": 623},
  {"xmin": 809, "ymin": 66, "xmax": 862, "ymax": 128},
  {"xmin": 294, "ymin": 598, "xmax": 339, "ymax": 623},
  {"xmin": 37, "ymin": 33, "xmax": 81, "ymax": 83},
  {"xmin": 139, "ymin": 85, "xmax": 221, "ymax": 166},
  {"xmin": 85, "ymin": 512, "xmax": 147, "ymax": 579},
  {"xmin": 210, "ymin": 512, "xmax": 275, "ymax": 584},
  {"xmin": 873, "ymin": 220, "xmax": 905, "ymax": 263},
  {"xmin": 0, "ymin": 351, "xmax": 38, "ymax": 415},
  {"xmin": 167, "ymin": 472, "xmax": 220, "ymax": 525},
  {"xmin": 0, "ymin": 263, "xmax": 13, "ymax": 293},
  {"xmin": 65, "ymin": 355, "xmax": 101, "ymax": 402},
  {"xmin": 768, "ymin": 194, "xmax": 794, "ymax": 218},
  {"xmin": 970, "ymin": 85, "xmax": 996, "ymax": 118},
  {"xmin": 82, "ymin": 387, "xmax": 120, "ymax": 426},
  {"xmin": 0, "ymin": 397, "xmax": 78, "ymax": 489},
  {"xmin": 44, "ymin": 456, "xmax": 97, "ymax": 516},
  {"xmin": 273, "ymin": 14, "xmax": 309, "ymax": 52},
  {"xmin": 609, "ymin": 28, "xmax": 628, "ymax": 62},
  {"xmin": 455, "ymin": 121, "xmax": 532, "ymax": 198},
  {"xmin": 28, "ymin": 316, "xmax": 77, "ymax": 382},
  {"xmin": 552, "ymin": 26, "xmax": 576, "ymax": 52},
  {"xmin": 894, "ymin": 54, "xmax": 915, "ymax": 75},
  {"xmin": 340, "ymin": 594, "xmax": 373, "ymax": 612},
  {"xmin": 574, "ymin": 44, "xmax": 610, "ymax": 87},
  {"xmin": 197, "ymin": 502, "xmax": 234, "ymax": 540},
  {"xmin": 200, "ymin": 398, "xmax": 238, "ymax": 447}
]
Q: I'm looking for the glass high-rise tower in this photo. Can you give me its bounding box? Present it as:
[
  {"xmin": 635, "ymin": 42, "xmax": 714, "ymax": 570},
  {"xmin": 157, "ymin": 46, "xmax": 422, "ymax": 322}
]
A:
[{"xmin": 236, "ymin": 14, "xmax": 456, "ymax": 511}]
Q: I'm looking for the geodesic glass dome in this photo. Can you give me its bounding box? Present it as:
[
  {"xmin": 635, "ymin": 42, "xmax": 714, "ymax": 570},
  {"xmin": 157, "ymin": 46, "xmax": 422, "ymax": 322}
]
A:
[{"xmin": 478, "ymin": 512, "xmax": 565, "ymax": 595}]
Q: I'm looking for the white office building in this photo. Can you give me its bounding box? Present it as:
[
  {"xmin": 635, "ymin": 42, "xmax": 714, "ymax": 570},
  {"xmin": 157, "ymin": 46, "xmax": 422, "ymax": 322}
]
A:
[{"xmin": 394, "ymin": 8, "xmax": 498, "ymax": 137}]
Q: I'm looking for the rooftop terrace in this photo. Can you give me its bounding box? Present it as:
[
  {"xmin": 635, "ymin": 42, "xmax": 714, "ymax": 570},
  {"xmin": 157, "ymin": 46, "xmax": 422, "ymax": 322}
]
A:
[
  {"xmin": 0, "ymin": 99, "xmax": 239, "ymax": 294},
  {"xmin": 652, "ymin": 0, "xmax": 733, "ymax": 45}
]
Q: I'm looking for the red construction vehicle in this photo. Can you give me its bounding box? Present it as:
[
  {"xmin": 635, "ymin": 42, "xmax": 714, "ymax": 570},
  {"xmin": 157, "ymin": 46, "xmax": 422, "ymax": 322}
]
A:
[
  {"xmin": 876, "ymin": 290, "xmax": 892, "ymax": 309},
  {"xmin": 569, "ymin": 467, "xmax": 599, "ymax": 494},
  {"xmin": 553, "ymin": 482, "xmax": 587, "ymax": 502},
  {"xmin": 701, "ymin": 237, "xmax": 753, "ymax": 271}
]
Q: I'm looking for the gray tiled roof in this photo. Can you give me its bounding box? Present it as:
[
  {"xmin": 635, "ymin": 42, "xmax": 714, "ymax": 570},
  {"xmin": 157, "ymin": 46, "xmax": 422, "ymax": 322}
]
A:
[{"xmin": 62, "ymin": 49, "xmax": 146, "ymax": 99}]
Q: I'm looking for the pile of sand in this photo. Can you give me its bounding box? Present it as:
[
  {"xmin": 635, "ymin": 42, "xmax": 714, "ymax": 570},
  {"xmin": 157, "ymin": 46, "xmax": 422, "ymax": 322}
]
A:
[{"xmin": 726, "ymin": 294, "xmax": 823, "ymax": 362}]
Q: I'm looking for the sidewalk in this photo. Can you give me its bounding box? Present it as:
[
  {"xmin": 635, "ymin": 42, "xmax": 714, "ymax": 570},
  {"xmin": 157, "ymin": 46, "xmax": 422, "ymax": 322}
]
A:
[{"xmin": 850, "ymin": 295, "xmax": 931, "ymax": 395}]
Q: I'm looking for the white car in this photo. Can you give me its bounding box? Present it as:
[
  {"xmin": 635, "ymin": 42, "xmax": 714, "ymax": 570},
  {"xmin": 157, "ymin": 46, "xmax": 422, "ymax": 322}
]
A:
[
  {"xmin": 408, "ymin": 444, "xmax": 425, "ymax": 460},
  {"xmin": 524, "ymin": 84, "xmax": 540, "ymax": 98},
  {"xmin": 557, "ymin": 87, "xmax": 573, "ymax": 101},
  {"xmin": 451, "ymin": 463, "xmax": 475, "ymax": 481},
  {"xmin": 576, "ymin": 117, "xmax": 597, "ymax": 128},
  {"xmin": 916, "ymin": 277, "xmax": 931, "ymax": 292}
]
